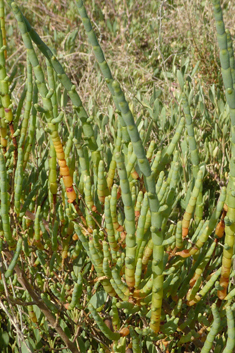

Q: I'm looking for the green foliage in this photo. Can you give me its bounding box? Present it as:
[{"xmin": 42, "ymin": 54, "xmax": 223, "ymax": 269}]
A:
[{"xmin": 0, "ymin": 0, "xmax": 234, "ymax": 352}]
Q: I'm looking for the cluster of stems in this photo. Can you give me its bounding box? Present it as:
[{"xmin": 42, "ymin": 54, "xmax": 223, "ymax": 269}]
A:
[{"xmin": 0, "ymin": 0, "xmax": 235, "ymax": 352}]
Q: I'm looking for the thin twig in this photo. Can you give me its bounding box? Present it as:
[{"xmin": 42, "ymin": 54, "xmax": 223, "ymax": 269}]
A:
[{"xmin": 0, "ymin": 299, "xmax": 33, "ymax": 353}]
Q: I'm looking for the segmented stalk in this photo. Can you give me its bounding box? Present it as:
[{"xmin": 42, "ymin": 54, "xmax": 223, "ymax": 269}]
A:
[
  {"xmin": 201, "ymin": 304, "xmax": 220, "ymax": 353},
  {"xmin": 176, "ymin": 221, "xmax": 183, "ymax": 249},
  {"xmin": 103, "ymin": 257, "xmax": 112, "ymax": 279},
  {"xmin": 190, "ymin": 240, "xmax": 217, "ymax": 287},
  {"xmin": 68, "ymin": 273, "xmax": 83, "ymax": 310},
  {"xmin": 152, "ymin": 118, "xmax": 184, "ymax": 178},
  {"xmin": 5, "ymin": 237, "xmax": 22, "ymax": 278},
  {"xmin": 181, "ymin": 93, "xmax": 199, "ymax": 177},
  {"xmin": 110, "ymin": 185, "xmax": 123, "ymax": 231},
  {"xmin": 84, "ymin": 175, "xmax": 95, "ymax": 231},
  {"xmin": 89, "ymin": 239, "xmax": 115, "ymax": 296},
  {"xmin": 186, "ymin": 276, "xmax": 202, "ymax": 305},
  {"xmin": 0, "ymin": 104, "xmax": 6, "ymax": 148},
  {"xmin": 0, "ymin": 24, "xmax": 17, "ymax": 158},
  {"xmin": 129, "ymin": 326, "xmax": 141, "ymax": 353},
  {"xmin": 51, "ymin": 219, "xmax": 59, "ymax": 252},
  {"xmin": 126, "ymin": 151, "xmax": 138, "ymax": 179},
  {"xmin": 142, "ymin": 239, "xmax": 153, "ymax": 268},
  {"xmin": 212, "ymin": 0, "xmax": 235, "ymax": 299},
  {"xmin": 105, "ymin": 196, "xmax": 118, "ymax": 260},
  {"xmin": 75, "ymin": 0, "xmax": 129, "ymax": 142},
  {"xmin": 19, "ymin": 54, "xmax": 33, "ymax": 147},
  {"xmin": 23, "ymin": 84, "xmax": 37, "ymax": 168},
  {"xmin": 97, "ymin": 160, "xmax": 109, "ymax": 203},
  {"xmin": 10, "ymin": 3, "xmax": 77, "ymax": 203},
  {"xmin": 222, "ymin": 306, "xmax": 235, "ymax": 353},
  {"xmin": 102, "ymin": 241, "xmax": 111, "ymax": 263},
  {"xmin": 136, "ymin": 213, "xmax": 150, "ymax": 252},
  {"xmin": 177, "ymin": 187, "xmax": 226, "ymax": 258},
  {"xmin": 0, "ymin": 149, "xmax": 14, "ymax": 247},
  {"xmin": 116, "ymin": 151, "xmax": 136, "ymax": 288},
  {"xmin": 14, "ymin": 147, "xmax": 24, "ymax": 215},
  {"xmin": 0, "ymin": 0, "xmax": 6, "ymax": 58},
  {"xmin": 111, "ymin": 298, "xmax": 120, "ymax": 330},
  {"xmin": 218, "ymin": 203, "xmax": 235, "ymax": 300},
  {"xmin": 48, "ymin": 140, "xmax": 57, "ymax": 198},
  {"xmin": 46, "ymin": 58, "xmax": 58, "ymax": 118},
  {"xmin": 49, "ymin": 123, "xmax": 77, "ymax": 203},
  {"xmin": 182, "ymin": 170, "xmax": 203, "ymax": 238},
  {"xmin": 189, "ymin": 268, "xmax": 221, "ymax": 306},
  {"xmin": 112, "ymin": 267, "xmax": 130, "ymax": 299},
  {"xmin": 88, "ymin": 303, "xmax": 120, "ymax": 341},
  {"xmin": 75, "ymin": 145, "xmax": 89, "ymax": 192}
]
